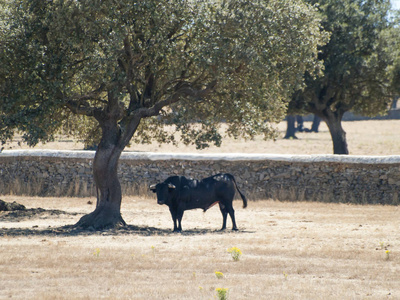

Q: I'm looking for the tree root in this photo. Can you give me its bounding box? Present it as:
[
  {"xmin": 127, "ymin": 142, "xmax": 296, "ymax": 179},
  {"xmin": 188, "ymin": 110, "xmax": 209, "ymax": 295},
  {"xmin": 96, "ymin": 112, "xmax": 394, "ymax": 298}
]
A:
[{"xmin": 74, "ymin": 207, "xmax": 126, "ymax": 230}]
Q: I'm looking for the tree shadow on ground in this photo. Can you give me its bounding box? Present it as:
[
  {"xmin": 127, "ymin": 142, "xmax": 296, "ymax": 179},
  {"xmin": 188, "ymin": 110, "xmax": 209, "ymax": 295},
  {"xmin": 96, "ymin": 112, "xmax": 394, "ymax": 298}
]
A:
[
  {"xmin": 0, "ymin": 224, "xmax": 251, "ymax": 237},
  {"xmin": 0, "ymin": 202, "xmax": 252, "ymax": 237}
]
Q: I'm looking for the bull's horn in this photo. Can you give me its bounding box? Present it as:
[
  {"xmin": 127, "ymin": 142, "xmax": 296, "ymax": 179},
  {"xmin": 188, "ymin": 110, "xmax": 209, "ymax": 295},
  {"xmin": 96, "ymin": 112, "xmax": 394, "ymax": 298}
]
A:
[
  {"xmin": 168, "ymin": 183, "xmax": 176, "ymax": 189},
  {"xmin": 149, "ymin": 184, "xmax": 157, "ymax": 190}
]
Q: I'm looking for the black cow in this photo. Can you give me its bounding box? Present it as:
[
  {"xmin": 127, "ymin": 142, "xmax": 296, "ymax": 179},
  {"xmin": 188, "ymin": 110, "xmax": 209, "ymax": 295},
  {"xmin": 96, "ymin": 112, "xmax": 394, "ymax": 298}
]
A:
[{"xmin": 150, "ymin": 173, "xmax": 247, "ymax": 232}]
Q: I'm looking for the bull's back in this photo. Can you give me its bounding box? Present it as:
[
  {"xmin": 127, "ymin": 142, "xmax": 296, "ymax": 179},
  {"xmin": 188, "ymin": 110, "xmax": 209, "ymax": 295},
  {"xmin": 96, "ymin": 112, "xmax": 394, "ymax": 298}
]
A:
[
  {"xmin": 179, "ymin": 174, "xmax": 236, "ymax": 210},
  {"xmin": 202, "ymin": 174, "xmax": 236, "ymax": 199}
]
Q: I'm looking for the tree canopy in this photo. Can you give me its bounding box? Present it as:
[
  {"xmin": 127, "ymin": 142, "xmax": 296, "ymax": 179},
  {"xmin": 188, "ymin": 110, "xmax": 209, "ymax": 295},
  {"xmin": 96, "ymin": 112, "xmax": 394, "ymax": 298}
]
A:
[
  {"xmin": 385, "ymin": 10, "xmax": 400, "ymax": 96},
  {"xmin": 0, "ymin": 0, "xmax": 326, "ymax": 149},
  {"xmin": 290, "ymin": 0, "xmax": 394, "ymax": 154},
  {"xmin": 0, "ymin": 0, "xmax": 327, "ymax": 228}
]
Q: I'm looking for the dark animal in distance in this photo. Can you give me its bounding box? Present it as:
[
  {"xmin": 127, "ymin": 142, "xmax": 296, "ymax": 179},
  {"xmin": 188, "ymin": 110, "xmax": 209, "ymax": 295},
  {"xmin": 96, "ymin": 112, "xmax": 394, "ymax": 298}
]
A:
[{"xmin": 150, "ymin": 173, "xmax": 247, "ymax": 232}]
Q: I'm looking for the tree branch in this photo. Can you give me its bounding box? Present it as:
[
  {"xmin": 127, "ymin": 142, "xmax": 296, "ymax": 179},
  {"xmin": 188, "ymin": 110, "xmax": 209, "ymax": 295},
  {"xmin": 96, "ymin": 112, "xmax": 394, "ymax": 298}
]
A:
[
  {"xmin": 66, "ymin": 100, "xmax": 102, "ymax": 117},
  {"xmin": 118, "ymin": 80, "xmax": 218, "ymax": 148},
  {"xmin": 65, "ymin": 83, "xmax": 107, "ymax": 117}
]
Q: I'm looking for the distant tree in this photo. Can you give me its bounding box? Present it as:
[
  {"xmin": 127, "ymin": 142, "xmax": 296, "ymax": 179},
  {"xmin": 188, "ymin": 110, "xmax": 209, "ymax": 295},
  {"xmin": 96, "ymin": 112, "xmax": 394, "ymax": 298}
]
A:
[
  {"xmin": 283, "ymin": 115, "xmax": 298, "ymax": 139},
  {"xmin": 0, "ymin": 0, "xmax": 326, "ymax": 229},
  {"xmin": 310, "ymin": 115, "xmax": 321, "ymax": 132},
  {"xmin": 284, "ymin": 91, "xmax": 307, "ymax": 139},
  {"xmin": 291, "ymin": 0, "xmax": 394, "ymax": 154},
  {"xmin": 385, "ymin": 10, "xmax": 400, "ymax": 98},
  {"xmin": 284, "ymin": 113, "xmax": 320, "ymax": 139}
]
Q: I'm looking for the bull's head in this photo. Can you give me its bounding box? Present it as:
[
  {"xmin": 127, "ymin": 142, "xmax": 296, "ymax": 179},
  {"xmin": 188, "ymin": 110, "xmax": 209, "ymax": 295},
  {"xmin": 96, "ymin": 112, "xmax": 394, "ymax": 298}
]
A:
[
  {"xmin": 149, "ymin": 183, "xmax": 175, "ymax": 191},
  {"xmin": 149, "ymin": 184, "xmax": 157, "ymax": 192},
  {"xmin": 149, "ymin": 182, "xmax": 176, "ymax": 205}
]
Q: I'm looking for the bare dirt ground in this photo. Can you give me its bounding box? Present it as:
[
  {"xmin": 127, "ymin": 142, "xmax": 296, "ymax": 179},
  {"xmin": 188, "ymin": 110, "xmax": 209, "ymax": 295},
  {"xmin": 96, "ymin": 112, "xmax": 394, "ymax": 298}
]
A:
[
  {"xmin": 1, "ymin": 120, "xmax": 400, "ymax": 299},
  {"xmin": 1, "ymin": 196, "xmax": 399, "ymax": 299},
  {"xmin": 4, "ymin": 119, "xmax": 400, "ymax": 155}
]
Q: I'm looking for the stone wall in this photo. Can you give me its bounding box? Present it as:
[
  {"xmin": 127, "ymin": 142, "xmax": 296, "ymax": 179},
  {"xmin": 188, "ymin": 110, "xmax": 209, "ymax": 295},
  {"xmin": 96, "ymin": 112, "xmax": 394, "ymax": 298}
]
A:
[{"xmin": 1, "ymin": 150, "xmax": 399, "ymax": 205}]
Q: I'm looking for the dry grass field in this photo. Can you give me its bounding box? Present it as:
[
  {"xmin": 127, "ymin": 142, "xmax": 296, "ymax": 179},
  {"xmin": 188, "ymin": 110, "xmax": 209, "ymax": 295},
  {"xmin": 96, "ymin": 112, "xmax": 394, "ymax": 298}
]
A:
[
  {"xmin": 1, "ymin": 196, "xmax": 399, "ymax": 299},
  {"xmin": 1, "ymin": 120, "xmax": 400, "ymax": 299}
]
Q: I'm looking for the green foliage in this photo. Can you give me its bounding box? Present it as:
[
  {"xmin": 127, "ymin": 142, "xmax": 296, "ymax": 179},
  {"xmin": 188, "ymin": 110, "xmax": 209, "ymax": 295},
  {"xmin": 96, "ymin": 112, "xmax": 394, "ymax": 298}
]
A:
[
  {"xmin": 384, "ymin": 11, "xmax": 400, "ymax": 96},
  {"xmin": 293, "ymin": 0, "xmax": 394, "ymax": 118},
  {"xmin": 0, "ymin": 0, "xmax": 326, "ymax": 150}
]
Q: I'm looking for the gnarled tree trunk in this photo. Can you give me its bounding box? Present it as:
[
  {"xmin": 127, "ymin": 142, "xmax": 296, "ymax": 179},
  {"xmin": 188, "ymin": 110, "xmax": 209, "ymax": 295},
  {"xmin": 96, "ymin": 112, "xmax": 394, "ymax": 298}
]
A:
[
  {"xmin": 324, "ymin": 111, "xmax": 349, "ymax": 155},
  {"xmin": 75, "ymin": 91, "xmax": 133, "ymax": 230},
  {"xmin": 75, "ymin": 144, "xmax": 125, "ymax": 229}
]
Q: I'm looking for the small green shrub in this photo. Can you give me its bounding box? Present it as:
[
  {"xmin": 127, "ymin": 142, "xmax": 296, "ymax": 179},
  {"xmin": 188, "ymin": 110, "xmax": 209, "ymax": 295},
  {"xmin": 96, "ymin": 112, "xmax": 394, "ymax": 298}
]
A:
[
  {"xmin": 216, "ymin": 288, "xmax": 229, "ymax": 300},
  {"xmin": 227, "ymin": 247, "xmax": 242, "ymax": 261}
]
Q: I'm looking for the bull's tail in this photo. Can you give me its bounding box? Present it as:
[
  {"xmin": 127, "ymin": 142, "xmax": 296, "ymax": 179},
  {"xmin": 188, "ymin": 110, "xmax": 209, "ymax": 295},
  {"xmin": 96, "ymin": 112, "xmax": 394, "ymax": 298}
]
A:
[{"xmin": 228, "ymin": 174, "xmax": 248, "ymax": 208}]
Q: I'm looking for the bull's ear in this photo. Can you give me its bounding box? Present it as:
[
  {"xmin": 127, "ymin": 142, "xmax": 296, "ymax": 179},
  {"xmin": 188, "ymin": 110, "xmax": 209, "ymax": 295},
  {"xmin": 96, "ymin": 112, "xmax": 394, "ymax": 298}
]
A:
[
  {"xmin": 168, "ymin": 183, "xmax": 176, "ymax": 189},
  {"xmin": 149, "ymin": 184, "xmax": 157, "ymax": 192}
]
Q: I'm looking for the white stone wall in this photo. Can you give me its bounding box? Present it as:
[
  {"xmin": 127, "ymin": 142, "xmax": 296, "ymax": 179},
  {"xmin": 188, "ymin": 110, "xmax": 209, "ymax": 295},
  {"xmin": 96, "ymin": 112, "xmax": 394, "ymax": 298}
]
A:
[{"xmin": 1, "ymin": 150, "xmax": 399, "ymax": 204}]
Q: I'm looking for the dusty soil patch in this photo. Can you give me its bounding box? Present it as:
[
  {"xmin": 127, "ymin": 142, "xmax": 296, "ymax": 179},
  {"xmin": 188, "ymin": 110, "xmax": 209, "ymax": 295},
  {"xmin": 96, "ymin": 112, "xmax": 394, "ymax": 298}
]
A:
[
  {"xmin": 1, "ymin": 196, "xmax": 399, "ymax": 299},
  {"xmin": 0, "ymin": 199, "xmax": 79, "ymax": 223},
  {"xmin": 0, "ymin": 207, "xmax": 78, "ymax": 223}
]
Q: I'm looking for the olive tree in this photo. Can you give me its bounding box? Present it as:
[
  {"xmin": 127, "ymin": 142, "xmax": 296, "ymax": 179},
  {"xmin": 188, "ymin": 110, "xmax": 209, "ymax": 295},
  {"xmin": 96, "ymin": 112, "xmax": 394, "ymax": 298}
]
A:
[
  {"xmin": 385, "ymin": 10, "xmax": 400, "ymax": 97},
  {"xmin": 0, "ymin": 0, "xmax": 326, "ymax": 229},
  {"xmin": 291, "ymin": 0, "xmax": 393, "ymax": 154}
]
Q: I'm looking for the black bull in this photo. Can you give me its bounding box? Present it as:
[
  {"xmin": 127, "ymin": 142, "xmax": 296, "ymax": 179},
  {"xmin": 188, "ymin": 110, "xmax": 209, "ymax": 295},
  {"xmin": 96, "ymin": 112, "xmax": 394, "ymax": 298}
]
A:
[{"xmin": 150, "ymin": 173, "xmax": 247, "ymax": 232}]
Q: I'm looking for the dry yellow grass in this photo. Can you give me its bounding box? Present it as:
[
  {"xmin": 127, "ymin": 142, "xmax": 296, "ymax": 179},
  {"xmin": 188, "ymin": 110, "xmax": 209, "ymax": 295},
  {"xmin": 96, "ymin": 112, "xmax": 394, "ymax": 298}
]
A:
[
  {"xmin": 1, "ymin": 195, "xmax": 399, "ymax": 299},
  {"xmin": 3, "ymin": 119, "xmax": 400, "ymax": 155}
]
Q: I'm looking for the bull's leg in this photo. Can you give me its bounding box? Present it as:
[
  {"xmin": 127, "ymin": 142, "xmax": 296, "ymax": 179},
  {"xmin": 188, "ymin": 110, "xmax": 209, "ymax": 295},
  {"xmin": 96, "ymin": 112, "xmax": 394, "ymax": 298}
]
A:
[
  {"xmin": 176, "ymin": 209, "xmax": 184, "ymax": 232},
  {"xmin": 169, "ymin": 208, "xmax": 179, "ymax": 232},
  {"xmin": 227, "ymin": 204, "xmax": 238, "ymax": 231},
  {"xmin": 219, "ymin": 203, "xmax": 228, "ymax": 230},
  {"xmin": 173, "ymin": 218, "xmax": 179, "ymax": 232}
]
